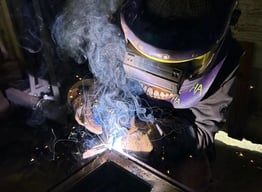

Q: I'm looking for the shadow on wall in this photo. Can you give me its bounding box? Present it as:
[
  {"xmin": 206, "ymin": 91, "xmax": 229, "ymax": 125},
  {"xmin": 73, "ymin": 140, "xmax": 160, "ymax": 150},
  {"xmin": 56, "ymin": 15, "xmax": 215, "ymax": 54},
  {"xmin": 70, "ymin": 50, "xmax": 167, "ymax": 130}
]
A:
[{"xmin": 244, "ymin": 67, "xmax": 262, "ymax": 144}]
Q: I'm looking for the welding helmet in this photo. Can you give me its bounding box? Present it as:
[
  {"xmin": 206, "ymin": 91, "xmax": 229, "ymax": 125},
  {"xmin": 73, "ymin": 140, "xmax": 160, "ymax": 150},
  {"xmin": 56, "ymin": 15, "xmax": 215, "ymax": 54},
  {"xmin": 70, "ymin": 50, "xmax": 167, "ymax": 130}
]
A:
[{"xmin": 120, "ymin": 0, "xmax": 238, "ymax": 105}]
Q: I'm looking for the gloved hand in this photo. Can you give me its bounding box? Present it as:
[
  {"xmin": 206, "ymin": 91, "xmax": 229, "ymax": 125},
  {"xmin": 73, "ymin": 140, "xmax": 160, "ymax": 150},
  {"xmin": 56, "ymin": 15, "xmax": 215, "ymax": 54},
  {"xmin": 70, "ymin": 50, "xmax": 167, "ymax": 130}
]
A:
[
  {"xmin": 68, "ymin": 79, "xmax": 103, "ymax": 135},
  {"xmin": 74, "ymin": 103, "xmax": 103, "ymax": 135}
]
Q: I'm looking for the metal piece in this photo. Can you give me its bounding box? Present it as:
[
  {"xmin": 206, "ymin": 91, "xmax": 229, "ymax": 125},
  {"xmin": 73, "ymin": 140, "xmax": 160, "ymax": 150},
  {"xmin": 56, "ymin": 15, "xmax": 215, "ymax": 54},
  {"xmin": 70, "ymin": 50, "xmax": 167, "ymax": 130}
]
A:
[
  {"xmin": 155, "ymin": 123, "xmax": 164, "ymax": 136},
  {"xmin": 30, "ymin": 0, "xmax": 60, "ymax": 100},
  {"xmin": 50, "ymin": 149, "xmax": 193, "ymax": 192},
  {"xmin": 25, "ymin": 73, "xmax": 59, "ymax": 100},
  {"xmin": 82, "ymin": 144, "xmax": 107, "ymax": 159}
]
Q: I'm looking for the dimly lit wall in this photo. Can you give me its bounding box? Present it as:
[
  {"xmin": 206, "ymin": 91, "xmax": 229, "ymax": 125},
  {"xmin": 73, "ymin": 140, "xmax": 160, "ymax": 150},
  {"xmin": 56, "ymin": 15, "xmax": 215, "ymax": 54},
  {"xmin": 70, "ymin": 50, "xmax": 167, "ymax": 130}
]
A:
[{"xmin": 231, "ymin": 0, "xmax": 262, "ymax": 143}]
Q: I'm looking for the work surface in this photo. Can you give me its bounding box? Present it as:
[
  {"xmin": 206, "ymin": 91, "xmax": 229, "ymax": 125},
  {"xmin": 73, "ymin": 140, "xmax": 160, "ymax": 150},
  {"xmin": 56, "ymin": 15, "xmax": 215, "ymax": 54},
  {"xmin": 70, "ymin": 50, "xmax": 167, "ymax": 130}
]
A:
[{"xmin": 0, "ymin": 107, "xmax": 261, "ymax": 192}]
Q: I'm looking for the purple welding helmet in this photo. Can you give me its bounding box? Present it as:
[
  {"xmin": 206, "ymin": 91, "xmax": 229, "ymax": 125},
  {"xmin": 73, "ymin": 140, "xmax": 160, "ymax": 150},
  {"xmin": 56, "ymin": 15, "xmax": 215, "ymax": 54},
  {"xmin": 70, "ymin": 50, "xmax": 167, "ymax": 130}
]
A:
[{"xmin": 120, "ymin": 0, "xmax": 238, "ymax": 108}]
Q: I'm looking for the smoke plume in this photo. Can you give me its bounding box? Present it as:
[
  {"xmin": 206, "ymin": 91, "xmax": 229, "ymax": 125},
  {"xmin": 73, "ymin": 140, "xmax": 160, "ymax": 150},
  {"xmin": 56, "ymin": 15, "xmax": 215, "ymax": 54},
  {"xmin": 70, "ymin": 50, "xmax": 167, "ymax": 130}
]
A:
[{"xmin": 52, "ymin": 0, "xmax": 154, "ymax": 146}]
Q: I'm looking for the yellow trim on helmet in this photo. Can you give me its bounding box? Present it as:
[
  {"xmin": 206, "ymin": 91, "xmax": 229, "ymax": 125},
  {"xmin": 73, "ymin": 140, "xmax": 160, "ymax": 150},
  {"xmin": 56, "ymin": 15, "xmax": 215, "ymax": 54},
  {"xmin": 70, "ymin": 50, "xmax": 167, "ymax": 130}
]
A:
[
  {"xmin": 127, "ymin": 41, "xmax": 215, "ymax": 77},
  {"xmin": 127, "ymin": 40, "xmax": 213, "ymax": 64}
]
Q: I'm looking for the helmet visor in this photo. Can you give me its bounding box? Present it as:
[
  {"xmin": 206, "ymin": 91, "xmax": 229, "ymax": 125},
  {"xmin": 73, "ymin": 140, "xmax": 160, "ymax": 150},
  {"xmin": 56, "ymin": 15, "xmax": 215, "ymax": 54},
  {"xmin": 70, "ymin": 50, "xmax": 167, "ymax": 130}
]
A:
[{"xmin": 121, "ymin": 15, "xmax": 216, "ymax": 78}]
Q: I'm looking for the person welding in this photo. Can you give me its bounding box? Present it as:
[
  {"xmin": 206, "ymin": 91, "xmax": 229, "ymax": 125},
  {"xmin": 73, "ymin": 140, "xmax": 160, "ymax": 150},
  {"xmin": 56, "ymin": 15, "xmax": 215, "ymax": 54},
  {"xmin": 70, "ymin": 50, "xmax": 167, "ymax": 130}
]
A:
[
  {"xmin": 66, "ymin": 0, "xmax": 243, "ymax": 190},
  {"xmin": 74, "ymin": 0, "xmax": 242, "ymax": 156},
  {"xmin": 1, "ymin": 0, "xmax": 244, "ymax": 190},
  {"xmin": 117, "ymin": 0, "xmax": 243, "ymax": 190},
  {"xmin": 120, "ymin": 0, "xmax": 243, "ymax": 154}
]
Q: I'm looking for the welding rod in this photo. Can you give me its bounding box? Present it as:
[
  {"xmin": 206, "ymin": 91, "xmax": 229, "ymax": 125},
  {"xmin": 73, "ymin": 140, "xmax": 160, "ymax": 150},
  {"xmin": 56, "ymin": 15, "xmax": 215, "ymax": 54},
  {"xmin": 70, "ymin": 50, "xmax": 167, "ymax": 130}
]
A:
[
  {"xmin": 155, "ymin": 123, "xmax": 164, "ymax": 136},
  {"xmin": 82, "ymin": 144, "xmax": 107, "ymax": 159}
]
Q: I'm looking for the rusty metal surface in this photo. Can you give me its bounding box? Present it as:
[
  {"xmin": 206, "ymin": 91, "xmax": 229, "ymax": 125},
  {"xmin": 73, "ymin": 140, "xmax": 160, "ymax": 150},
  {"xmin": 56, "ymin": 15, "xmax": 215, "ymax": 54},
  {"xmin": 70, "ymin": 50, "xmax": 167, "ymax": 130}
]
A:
[{"xmin": 50, "ymin": 149, "xmax": 193, "ymax": 192}]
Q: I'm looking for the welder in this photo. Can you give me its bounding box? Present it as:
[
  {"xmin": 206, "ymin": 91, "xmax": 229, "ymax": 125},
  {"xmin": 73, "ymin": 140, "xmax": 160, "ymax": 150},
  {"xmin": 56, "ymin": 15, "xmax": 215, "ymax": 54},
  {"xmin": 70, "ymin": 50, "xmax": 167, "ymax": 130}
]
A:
[
  {"xmin": 117, "ymin": 0, "xmax": 243, "ymax": 190},
  {"xmin": 63, "ymin": 0, "xmax": 243, "ymax": 190}
]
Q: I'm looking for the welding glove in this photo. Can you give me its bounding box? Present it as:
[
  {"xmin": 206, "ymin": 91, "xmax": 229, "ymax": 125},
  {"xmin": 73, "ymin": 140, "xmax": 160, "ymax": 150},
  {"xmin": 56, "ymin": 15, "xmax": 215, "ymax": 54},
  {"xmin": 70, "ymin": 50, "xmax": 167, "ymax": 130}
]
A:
[
  {"xmin": 74, "ymin": 104, "xmax": 103, "ymax": 135},
  {"xmin": 68, "ymin": 79, "xmax": 103, "ymax": 135}
]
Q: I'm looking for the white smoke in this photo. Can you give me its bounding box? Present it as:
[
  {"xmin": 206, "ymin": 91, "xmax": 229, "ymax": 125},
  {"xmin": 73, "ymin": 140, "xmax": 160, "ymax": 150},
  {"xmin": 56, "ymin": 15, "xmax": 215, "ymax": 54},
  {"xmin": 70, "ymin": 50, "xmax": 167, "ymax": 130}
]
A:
[{"xmin": 52, "ymin": 0, "xmax": 154, "ymax": 145}]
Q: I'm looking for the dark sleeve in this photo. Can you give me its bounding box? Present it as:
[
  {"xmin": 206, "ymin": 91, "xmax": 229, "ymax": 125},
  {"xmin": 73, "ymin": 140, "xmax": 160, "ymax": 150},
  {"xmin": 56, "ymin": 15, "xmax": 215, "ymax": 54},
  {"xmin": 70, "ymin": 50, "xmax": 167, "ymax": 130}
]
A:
[
  {"xmin": 177, "ymin": 38, "xmax": 244, "ymax": 154},
  {"xmin": 141, "ymin": 36, "xmax": 243, "ymax": 158},
  {"xmin": 143, "ymin": 64, "xmax": 239, "ymax": 157},
  {"xmin": 190, "ymin": 38, "xmax": 244, "ymax": 150},
  {"xmin": 169, "ymin": 38, "xmax": 244, "ymax": 157},
  {"xmin": 164, "ymin": 70, "xmax": 238, "ymax": 159},
  {"xmin": 189, "ymin": 73, "xmax": 237, "ymax": 150}
]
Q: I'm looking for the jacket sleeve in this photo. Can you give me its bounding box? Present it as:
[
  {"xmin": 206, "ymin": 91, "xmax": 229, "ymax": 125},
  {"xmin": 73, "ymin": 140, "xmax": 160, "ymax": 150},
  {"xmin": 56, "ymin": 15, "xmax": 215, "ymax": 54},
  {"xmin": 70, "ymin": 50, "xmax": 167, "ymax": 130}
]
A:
[
  {"xmin": 164, "ymin": 70, "xmax": 238, "ymax": 159},
  {"xmin": 187, "ymin": 38, "xmax": 244, "ymax": 153},
  {"xmin": 141, "ymin": 36, "xmax": 243, "ymax": 157},
  {"xmin": 189, "ymin": 73, "xmax": 237, "ymax": 151},
  {"xmin": 141, "ymin": 63, "xmax": 239, "ymax": 156}
]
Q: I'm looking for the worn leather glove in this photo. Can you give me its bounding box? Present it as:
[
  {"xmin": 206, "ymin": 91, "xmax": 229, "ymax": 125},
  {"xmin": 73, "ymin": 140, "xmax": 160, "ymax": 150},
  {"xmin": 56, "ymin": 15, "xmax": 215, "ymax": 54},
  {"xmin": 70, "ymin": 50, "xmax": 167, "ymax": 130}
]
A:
[{"xmin": 68, "ymin": 79, "xmax": 103, "ymax": 135}]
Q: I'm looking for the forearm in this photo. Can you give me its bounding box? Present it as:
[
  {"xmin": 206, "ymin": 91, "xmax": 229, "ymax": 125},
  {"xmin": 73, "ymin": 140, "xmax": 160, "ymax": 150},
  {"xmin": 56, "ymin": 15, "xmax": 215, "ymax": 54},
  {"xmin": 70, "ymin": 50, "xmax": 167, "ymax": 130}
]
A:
[
  {"xmin": 189, "ymin": 75, "xmax": 237, "ymax": 151},
  {"xmin": 159, "ymin": 75, "xmax": 237, "ymax": 160}
]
